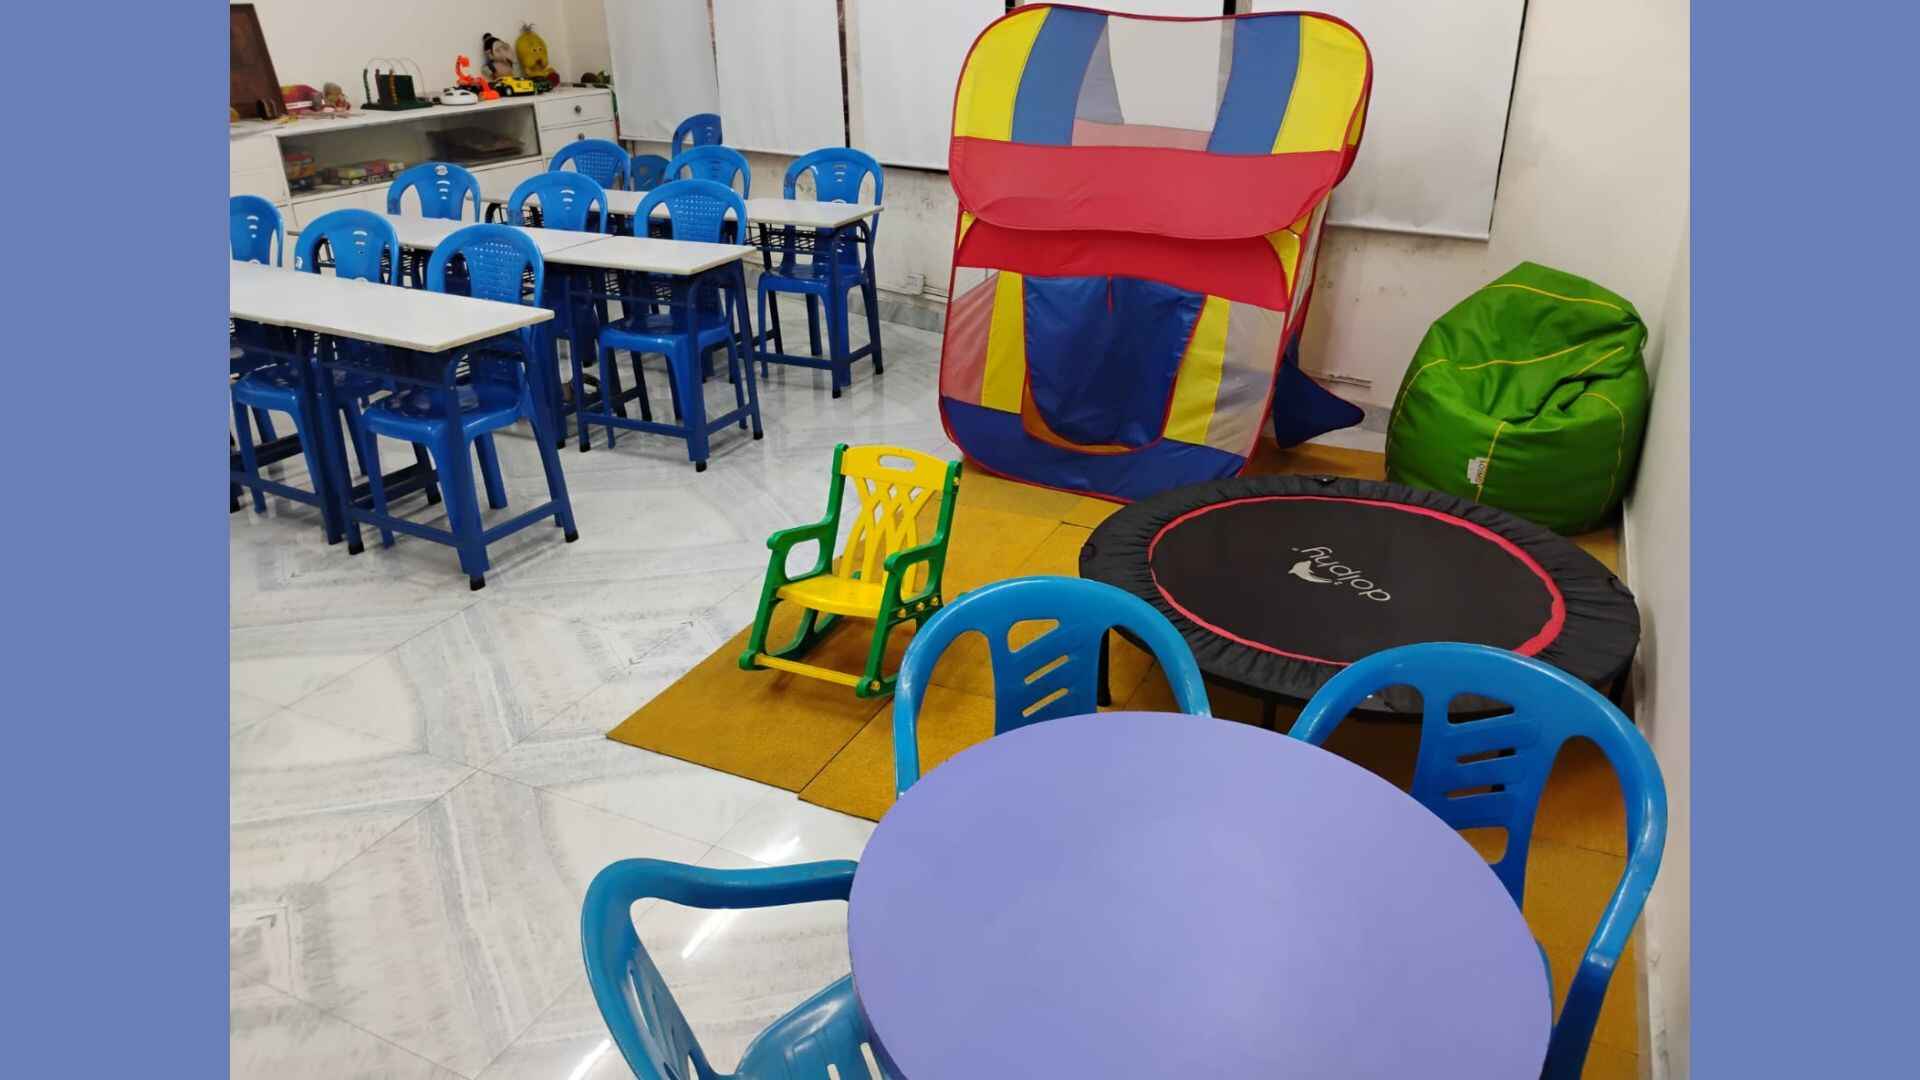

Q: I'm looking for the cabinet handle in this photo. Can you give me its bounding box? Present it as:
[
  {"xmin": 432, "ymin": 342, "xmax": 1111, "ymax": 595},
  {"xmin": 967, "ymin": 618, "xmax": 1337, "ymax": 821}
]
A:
[{"xmin": 573, "ymin": 104, "xmax": 582, "ymax": 115}]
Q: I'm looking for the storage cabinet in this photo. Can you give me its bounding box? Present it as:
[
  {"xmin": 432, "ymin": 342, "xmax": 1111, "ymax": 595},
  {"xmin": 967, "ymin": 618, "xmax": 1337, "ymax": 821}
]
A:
[{"xmin": 228, "ymin": 88, "xmax": 616, "ymax": 219}]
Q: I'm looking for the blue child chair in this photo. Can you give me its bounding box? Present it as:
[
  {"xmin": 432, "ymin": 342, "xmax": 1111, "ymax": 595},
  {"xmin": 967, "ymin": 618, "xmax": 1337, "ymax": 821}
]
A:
[
  {"xmin": 757, "ymin": 148, "xmax": 884, "ymax": 394},
  {"xmin": 507, "ymin": 171, "xmax": 611, "ymax": 233},
  {"xmin": 629, "ymin": 153, "xmax": 671, "ymax": 191},
  {"xmin": 582, "ymin": 858, "xmax": 890, "ymax": 1080},
  {"xmin": 590, "ymin": 179, "xmax": 763, "ymax": 469},
  {"xmin": 386, "ymin": 161, "xmax": 481, "ymax": 220},
  {"xmin": 551, "ymin": 137, "xmax": 633, "ymax": 190},
  {"xmin": 892, "ymin": 575, "xmax": 1211, "ymax": 794},
  {"xmin": 229, "ymin": 195, "xmax": 285, "ymax": 448},
  {"xmin": 1289, "ymin": 642, "xmax": 1667, "ymax": 1080},
  {"xmin": 353, "ymin": 224, "xmax": 579, "ymax": 589},
  {"xmin": 666, "ymin": 145, "xmax": 752, "ymax": 197},
  {"xmin": 230, "ymin": 194, "xmax": 284, "ymax": 265},
  {"xmin": 231, "ymin": 209, "xmax": 400, "ymax": 522},
  {"xmin": 671, "ymin": 112, "xmax": 723, "ymax": 157}
]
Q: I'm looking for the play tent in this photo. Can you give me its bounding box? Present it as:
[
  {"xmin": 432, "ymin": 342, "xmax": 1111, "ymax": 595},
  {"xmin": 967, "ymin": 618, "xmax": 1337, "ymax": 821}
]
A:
[{"xmin": 937, "ymin": 4, "xmax": 1372, "ymax": 502}]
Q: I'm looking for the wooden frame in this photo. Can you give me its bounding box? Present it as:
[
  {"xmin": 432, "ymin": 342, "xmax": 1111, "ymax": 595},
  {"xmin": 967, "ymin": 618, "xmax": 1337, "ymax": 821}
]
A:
[{"xmin": 230, "ymin": 4, "xmax": 285, "ymax": 120}]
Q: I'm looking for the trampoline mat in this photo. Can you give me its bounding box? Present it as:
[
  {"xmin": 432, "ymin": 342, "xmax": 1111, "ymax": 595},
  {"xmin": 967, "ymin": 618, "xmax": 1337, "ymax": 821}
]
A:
[{"xmin": 1081, "ymin": 476, "xmax": 1640, "ymax": 715}]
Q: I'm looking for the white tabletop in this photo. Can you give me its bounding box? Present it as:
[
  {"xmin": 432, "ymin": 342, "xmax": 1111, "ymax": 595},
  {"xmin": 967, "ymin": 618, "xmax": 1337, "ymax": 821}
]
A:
[
  {"xmin": 480, "ymin": 187, "xmax": 880, "ymax": 230},
  {"xmin": 742, "ymin": 198, "xmax": 881, "ymax": 229},
  {"xmin": 293, "ymin": 214, "xmax": 607, "ymax": 258},
  {"xmin": 551, "ymin": 236, "xmax": 754, "ymax": 277},
  {"xmin": 229, "ymin": 262, "xmax": 551, "ymax": 353}
]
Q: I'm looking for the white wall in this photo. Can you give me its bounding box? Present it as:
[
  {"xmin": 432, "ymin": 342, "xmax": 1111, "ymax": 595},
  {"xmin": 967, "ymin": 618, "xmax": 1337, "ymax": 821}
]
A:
[
  {"xmin": 242, "ymin": 0, "xmax": 597, "ymax": 96},
  {"xmin": 1626, "ymin": 227, "xmax": 1690, "ymax": 1080},
  {"xmin": 1298, "ymin": 0, "xmax": 1690, "ymax": 403},
  {"xmin": 611, "ymin": 0, "xmax": 1686, "ymax": 408}
]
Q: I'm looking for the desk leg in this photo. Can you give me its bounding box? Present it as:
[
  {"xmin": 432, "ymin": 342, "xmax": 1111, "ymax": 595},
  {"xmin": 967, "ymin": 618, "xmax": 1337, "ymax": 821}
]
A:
[
  {"xmin": 309, "ymin": 334, "xmax": 361, "ymax": 553},
  {"xmin": 827, "ymin": 230, "xmax": 851, "ymax": 396},
  {"xmin": 675, "ymin": 276, "xmax": 711, "ymax": 471},
  {"xmin": 740, "ymin": 264, "xmax": 765, "ymax": 438}
]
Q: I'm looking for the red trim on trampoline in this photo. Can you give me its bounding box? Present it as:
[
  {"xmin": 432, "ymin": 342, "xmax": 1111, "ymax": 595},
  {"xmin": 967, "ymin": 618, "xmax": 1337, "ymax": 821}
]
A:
[{"xmin": 1145, "ymin": 495, "xmax": 1569, "ymax": 666}]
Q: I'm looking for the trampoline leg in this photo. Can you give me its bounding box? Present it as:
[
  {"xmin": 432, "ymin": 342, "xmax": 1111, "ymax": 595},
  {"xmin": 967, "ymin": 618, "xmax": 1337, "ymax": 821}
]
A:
[
  {"xmin": 1262, "ymin": 698, "xmax": 1279, "ymax": 731},
  {"xmin": 1096, "ymin": 634, "xmax": 1112, "ymax": 707}
]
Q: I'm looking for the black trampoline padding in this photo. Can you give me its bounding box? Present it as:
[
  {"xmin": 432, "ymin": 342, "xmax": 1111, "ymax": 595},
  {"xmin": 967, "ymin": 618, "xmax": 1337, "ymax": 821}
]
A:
[{"xmin": 1080, "ymin": 475, "xmax": 1640, "ymax": 715}]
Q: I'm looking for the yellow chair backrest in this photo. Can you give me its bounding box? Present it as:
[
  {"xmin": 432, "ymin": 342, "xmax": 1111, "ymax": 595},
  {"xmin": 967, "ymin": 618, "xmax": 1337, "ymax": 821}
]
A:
[{"xmin": 835, "ymin": 445, "xmax": 950, "ymax": 592}]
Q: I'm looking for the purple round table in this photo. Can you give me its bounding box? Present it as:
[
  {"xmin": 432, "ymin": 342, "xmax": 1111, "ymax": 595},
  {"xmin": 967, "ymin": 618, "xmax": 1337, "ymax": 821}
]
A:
[{"xmin": 847, "ymin": 712, "xmax": 1550, "ymax": 1078}]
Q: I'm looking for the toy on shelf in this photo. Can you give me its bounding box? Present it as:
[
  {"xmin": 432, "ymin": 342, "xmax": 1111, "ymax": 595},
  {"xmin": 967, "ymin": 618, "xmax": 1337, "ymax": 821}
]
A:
[
  {"xmin": 515, "ymin": 23, "xmax": 559, "ymax": 90},
  {"xmin": 362, "ymin": 58, "xmax": 430, "ymax": 110},
  {"xmin": 282, "ymin": 148, "xmax": 318, "ymax": 191},
  {"xmin": 455, "ymin": 55, "xmax": 499, "ymax": 99},
  {"xmin": 280, "ymin": 84, "xmax": 322, "ymax": 114},
  {"xmin": 321, "ymin": 82, "xmax": 351, "ymax": 111},
  {"xmin": 491, "ymin": 74, "xmax": 537, "ymax": 97},
  {"xmin": 481, "ymin": 33, "xmax": 516, "ymax": 79},
  {"xmin": 739, "ymin": 445, "xmax": 962, "ymax": 698}
]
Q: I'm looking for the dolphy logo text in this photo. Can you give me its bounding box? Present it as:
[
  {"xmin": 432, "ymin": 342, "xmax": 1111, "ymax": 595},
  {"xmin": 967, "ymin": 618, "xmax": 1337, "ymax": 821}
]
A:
[{"xmin": 1287, "ymin": 546, "xmax": 1391, "ymax": 602}]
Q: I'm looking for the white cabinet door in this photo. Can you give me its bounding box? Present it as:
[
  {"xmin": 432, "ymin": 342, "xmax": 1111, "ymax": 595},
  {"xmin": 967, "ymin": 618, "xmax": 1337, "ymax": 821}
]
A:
[{"xmin": 535, "ymin": 92, "xmax": 614, "ymax": 129}]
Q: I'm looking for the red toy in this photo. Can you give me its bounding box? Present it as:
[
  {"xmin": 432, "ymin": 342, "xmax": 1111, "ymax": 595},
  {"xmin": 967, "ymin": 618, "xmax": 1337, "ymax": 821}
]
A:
[{"xmin": 454, "ymin": 55, "xmax": 500, "ymax": 100}]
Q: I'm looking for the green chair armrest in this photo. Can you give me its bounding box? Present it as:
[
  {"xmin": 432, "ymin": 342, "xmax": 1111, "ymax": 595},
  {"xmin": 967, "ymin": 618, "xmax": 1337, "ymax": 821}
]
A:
[{"xmin": 883, "ymin": 537, "xmax": 949, "ymax": 606}]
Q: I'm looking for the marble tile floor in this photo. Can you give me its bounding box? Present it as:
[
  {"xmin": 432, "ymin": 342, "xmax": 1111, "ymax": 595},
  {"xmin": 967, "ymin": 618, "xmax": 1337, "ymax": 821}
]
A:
[
  {"xmin": 229, "ymin": 311, "xmax": 1392, "ymax": 1078},
  {"xmin": 232, "ymin": 312, "xmax": 922, "ymax": 1079}
]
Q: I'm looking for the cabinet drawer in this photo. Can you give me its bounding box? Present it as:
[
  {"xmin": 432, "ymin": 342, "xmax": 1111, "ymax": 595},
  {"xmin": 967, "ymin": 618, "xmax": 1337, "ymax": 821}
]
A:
[
  {"xmin": 290, "ymin": 187, "xmax": 385, "ymax": 229},
  {"xmin": 541, "ymin": 119, "xmax": 619, "ymax": 153},
  {"xmin": 536, "ymin": 92, "xmax": 613, "ymax": 130}
]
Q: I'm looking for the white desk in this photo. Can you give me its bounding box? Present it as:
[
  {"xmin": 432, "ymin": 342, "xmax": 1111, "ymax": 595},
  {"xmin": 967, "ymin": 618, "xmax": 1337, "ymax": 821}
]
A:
[
  {"xmin": 477, "ymin": 187, "xmax": 881, "ymax": 230},
  {"xmin": 742, "ymin": 199, "xmax": 881, "ymax": 230},
  {"xmin": 554, "ymin": 236, "xmax": 755, "ymax": 277},
  {"xmin": 299, "ymin": 214, "xmax": 607, "ymax": 259},
  {"xmin": 229, "ymin": 262, "xmax": 551, "ymax": 353}
]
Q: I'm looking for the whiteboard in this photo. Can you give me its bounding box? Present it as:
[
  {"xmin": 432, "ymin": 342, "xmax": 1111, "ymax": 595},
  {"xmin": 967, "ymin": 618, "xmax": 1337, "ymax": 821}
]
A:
[
  {"xmin": 1252, "ymin": 0, "xmax": 1526, "ymax": 240},
  {"xmin": 853, "ymin": 0, "xmax": 1003, "ymax": 170},
  {"xmin": 604, "ymin": 0, "xmax": 719, "ymax": 144},
  {"xmin": 713, "ymin": 0, "xmax": 847, "ymax": 156}
]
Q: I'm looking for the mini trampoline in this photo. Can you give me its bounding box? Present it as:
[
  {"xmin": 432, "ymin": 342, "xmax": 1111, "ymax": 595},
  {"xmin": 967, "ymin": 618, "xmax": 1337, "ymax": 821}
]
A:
[{"xmin": 1080, "ymin": 475, "xmax": 1640, "ymax": 718}]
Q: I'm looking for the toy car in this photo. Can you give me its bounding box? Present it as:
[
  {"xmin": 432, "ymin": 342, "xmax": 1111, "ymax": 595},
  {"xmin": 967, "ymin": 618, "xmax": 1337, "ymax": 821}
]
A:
[{"xmin": 491, "ymin": 75, "xmax": 537, "ymax": 96}]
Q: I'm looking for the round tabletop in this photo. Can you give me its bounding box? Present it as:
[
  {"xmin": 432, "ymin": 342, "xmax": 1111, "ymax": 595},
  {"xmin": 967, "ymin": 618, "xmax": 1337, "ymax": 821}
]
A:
[{"xmin": 848, "ymin": 712, "xmax": 1550, "ymax": 1079}]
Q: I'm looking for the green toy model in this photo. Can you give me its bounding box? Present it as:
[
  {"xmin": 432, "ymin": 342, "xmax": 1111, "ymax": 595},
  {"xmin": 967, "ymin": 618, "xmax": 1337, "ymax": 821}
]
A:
[{"xmin": 1385, "ymin": 262, "xmax": 1651, "ymax": 534}]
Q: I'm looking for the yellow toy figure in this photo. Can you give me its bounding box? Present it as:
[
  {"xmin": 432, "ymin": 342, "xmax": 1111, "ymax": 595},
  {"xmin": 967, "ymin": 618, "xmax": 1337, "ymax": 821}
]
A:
[{"xmin": 515, "ymin": 23, "xmax": 559, "ymax": 90}]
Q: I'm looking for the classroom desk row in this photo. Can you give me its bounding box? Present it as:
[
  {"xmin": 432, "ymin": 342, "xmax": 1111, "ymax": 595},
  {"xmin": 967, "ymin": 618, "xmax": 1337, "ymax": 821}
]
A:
[
  {"xmin": 478, "ymin": 192, "xmax": 886, "ymax": 395},
  {"xmin": 284, "ymin": 213, "xmax": 759, "ymax": 465},
  {"xmin": 230, "ymin": 260, "xmax": 568, "ymax": 585}
]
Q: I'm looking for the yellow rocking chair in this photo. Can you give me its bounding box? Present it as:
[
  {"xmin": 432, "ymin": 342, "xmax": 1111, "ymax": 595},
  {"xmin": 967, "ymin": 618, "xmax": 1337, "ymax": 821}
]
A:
[{"xmin": 739, "ymin": 444, "xmax": 961, "ymax": 697}]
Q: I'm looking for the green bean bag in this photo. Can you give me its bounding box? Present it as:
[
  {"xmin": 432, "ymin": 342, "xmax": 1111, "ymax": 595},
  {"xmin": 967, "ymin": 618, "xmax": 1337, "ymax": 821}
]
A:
[{"xmin": 1385, "ymin": 262, "xmax": 1650, "ymax": 534}]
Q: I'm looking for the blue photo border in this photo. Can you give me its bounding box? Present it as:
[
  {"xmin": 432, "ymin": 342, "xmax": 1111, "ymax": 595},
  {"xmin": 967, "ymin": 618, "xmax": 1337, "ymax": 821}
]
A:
[
  {"xmin": 1694, "ymin": 1, "xmax": 1917, "ymax": 1075},
  {"xmin": 8, "ymin": 1, "xmax": 1918, "ymax": 1074},
  {"xmin": 8, "ymin": 4, "xmax": 229, "ymax": 1073}
]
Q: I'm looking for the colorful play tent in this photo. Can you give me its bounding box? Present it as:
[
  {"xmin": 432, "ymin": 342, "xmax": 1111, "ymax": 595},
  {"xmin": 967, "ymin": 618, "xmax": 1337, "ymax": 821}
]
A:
[{"xmin": 937, "ymin": 5, "xmax": 1372, "ymax": 501}]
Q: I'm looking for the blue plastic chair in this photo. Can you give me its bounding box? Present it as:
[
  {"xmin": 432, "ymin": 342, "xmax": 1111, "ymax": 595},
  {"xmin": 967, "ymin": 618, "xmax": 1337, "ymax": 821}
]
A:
[
  {"xmin": 231, "ymin": 209, "xmax": 400, "ymax": 521},
  {"xmin": 229, "ymin": 195, "xmax": 285, "ymax": 449},
  {"xmin": 893, "ymin": 575, "xmax": 1211, "ymax": 794},
  {"xmin": 671, "ymin": 112, "xmax": 723, "ymax": 158},
  {"xmin": 507, "ymin": 171, "xmax": 611, "ymax": 233},
  {"xmin": 666, "ymin": 145, "xmax": 752, "ymax": 197},
  {"xmin": 590, "ymin": 179, "xmax": 762, "ymax": 468},
  {"xmin": 352, "ymin": 224, "xmax": 579, "ymax": 588},
  {"xmin": 757, "ymin": 148, "xmax": 884, "ymax": 392},
  {"xmin": 551, "ymin": 137, "xmax": 632, "ymax": 191},
  {"xmin": 386, "ymin": 161, "xmax": 481, "ymax": 220},
  {"xmin": 1289, "ymin": 643, "xmax": 1667, "ymax": 1080},
  {"xmin": 628, "ymin": 153, "xmax": 671, "ymax": 191},
  {"xmin": 230, "ymin": 195, "xmax": 284, "ymax": 265},
  {"xmin": 582, "ymin": 858, "xmax": 889, "ymax": 1080}
]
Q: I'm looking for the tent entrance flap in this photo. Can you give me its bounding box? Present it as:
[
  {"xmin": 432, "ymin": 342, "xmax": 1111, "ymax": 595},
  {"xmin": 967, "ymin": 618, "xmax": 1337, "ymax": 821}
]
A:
[{"xmin": 1023, "ymin": 275, "xmax": 1203, "ymax": 450}]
